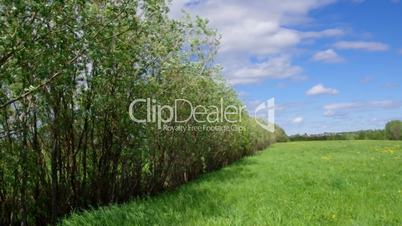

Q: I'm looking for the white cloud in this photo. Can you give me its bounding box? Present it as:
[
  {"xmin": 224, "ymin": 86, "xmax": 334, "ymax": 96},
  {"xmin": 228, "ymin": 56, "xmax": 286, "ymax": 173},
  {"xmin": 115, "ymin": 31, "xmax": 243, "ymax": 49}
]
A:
[
  {"xmin": 306, "ymin": 84, "xmax": 339, "ymax": 96},
  {"xmin": 301, "ymin": 29, "xmax": 345, "ymax": 39},
  {"xmin": 228, "ymin": 56, "xmax": 302, "ymax": 85},
  {"xmin": 324, "ymin": 103, "xmax": 355, "ymax": 110},
  {"xmin": 292, "ymin": 117, "xmax": 304, "ymax": 124},
  {"xmin": 312, "ymin": 49, "xmax": 344, "ymax": 63},
  {"xmin": 169, "ymin": 0, "xmax": 342, "ymax": 85},
  {"xmin": 324, "ymin": 100, "xmax": 402, "ymax": 117},
  {"xmin": 334, "ymin": 41, "xmax": 389, "ymax": 51},
  {"xmin": 219, "ymin": 20, "xmax": 300, "ymax": 55}
]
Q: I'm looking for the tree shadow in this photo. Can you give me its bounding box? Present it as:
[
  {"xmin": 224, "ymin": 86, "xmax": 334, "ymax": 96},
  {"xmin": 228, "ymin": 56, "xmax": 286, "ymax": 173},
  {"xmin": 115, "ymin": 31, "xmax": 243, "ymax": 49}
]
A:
[{"xmin": 62, "ymin": 156, "xmax": 260, "ymax": 225}]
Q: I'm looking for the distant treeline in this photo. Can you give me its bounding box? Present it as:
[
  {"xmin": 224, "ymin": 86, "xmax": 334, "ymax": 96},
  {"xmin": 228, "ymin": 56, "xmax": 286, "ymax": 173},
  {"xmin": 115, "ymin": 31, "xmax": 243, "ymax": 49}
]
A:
[
  {"xmin": 0, "ymin": 1, "xmax": 285, "ymax": 225},
  {"xmin": 290, "ymin": 120, "xmax": 402, "ymax": 141},
  {"xmin": 289, "ymin": 130, "xmax": 385, "ymax": 141}
]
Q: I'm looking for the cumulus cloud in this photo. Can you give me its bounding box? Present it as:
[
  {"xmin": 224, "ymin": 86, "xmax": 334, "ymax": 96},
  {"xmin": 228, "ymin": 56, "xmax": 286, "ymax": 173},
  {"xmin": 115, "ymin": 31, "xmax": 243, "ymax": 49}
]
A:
[
  {"xmin": 292, "ymin": 117, "xmax": 304, "ymax": 124},
  {"xmin": 312, "ymin": 49, "xmax": 344, "ymax": 63},
  {"xmin": 229, "ymin": 56, "xmax": 302, "ymax": 85},
  {"xmin": 306, "ymin": 84, "xmax": 339, "ymax": 96},
  {"xmin": 324, "ymin": 100, "xmax": 402, "ymax": 117},
  {"xmin": 334, "ymin": 41, "xmax": 389, "ymax": 51},
  {"xmin": 219, "ymin": 20, "xmax": 300, "ymax": 55},
  {"xmin": 169, "ymin": 0, "xmax": 342, "ymax": 85}
]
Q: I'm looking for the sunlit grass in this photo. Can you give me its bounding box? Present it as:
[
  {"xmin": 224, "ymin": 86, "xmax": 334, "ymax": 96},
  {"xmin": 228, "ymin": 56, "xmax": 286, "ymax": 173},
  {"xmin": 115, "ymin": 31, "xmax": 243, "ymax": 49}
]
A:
[{"xmin": 61, "ymin": 141, "xmax": 402, "ymax": 226}]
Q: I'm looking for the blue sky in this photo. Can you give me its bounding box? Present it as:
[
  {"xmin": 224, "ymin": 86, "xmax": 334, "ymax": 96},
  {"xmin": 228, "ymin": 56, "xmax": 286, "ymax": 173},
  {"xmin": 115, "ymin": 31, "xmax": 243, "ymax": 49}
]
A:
[{"xmin": 170, "ymin": 0, "xmax": 402, "ymax": 135}]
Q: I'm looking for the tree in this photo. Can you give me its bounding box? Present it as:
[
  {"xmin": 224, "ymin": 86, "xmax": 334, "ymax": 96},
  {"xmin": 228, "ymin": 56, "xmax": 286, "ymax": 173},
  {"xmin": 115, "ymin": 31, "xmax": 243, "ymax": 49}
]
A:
[{"xmin": 385, "ymin": 120, "xmax": 402, "ymax": 140}]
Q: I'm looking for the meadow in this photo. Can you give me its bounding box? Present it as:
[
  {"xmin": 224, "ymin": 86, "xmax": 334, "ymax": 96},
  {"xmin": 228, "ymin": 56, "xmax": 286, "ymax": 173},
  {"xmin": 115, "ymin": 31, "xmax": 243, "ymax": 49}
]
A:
[{"xmin": 61, "ymin": 140, "xmax": 402, "ymax": 226}]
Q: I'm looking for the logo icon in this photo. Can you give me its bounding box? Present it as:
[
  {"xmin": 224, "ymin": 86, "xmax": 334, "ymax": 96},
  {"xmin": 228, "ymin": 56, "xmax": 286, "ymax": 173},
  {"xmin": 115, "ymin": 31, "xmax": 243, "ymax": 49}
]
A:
[{"xmin": 254, "ymin": 98, "xmax": 275, "ymax": 132}]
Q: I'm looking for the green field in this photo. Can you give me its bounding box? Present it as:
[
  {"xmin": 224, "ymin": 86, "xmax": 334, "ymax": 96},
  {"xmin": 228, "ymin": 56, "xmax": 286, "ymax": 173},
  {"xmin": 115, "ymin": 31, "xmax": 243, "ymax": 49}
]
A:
[{"xmin": 61, "ymin": 141, "xmax": 402, "ymax": 226}]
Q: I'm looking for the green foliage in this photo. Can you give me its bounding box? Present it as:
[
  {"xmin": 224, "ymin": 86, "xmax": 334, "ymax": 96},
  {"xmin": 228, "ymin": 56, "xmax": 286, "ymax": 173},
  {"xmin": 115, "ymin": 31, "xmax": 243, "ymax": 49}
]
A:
[
  {"xmin": 61, "ymin": 141, "xmax": 402, "ymax": 225},
  {"xmin": 385, "ymin": 120, "xmax": 402, "ymax": 140},
  {"xmin": 0, "ymin": 1, "xmax": 277, "ymax": 225},
  {"xmin": 273, "ymin": 125, "xmax": 288, "ymax": 142}
]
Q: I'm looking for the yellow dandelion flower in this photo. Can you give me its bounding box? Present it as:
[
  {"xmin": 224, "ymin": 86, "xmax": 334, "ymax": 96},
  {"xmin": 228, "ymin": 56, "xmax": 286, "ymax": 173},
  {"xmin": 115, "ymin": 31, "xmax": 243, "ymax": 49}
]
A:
[{"xmin": 321, "ymin": 155, "xmax": 332, "ymax": 161}]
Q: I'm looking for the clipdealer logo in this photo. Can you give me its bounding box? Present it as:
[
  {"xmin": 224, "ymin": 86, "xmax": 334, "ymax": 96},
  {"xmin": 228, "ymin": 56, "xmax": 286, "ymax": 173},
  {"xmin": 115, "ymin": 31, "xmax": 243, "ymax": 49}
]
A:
[{"xmin": 128, "ymin": 97, "xmax": 275, "ymax": 132}]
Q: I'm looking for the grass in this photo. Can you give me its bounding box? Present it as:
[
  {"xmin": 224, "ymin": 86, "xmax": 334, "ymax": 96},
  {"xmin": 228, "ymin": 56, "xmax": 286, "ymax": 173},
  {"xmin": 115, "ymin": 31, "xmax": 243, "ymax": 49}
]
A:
[{"xmin": 61, "ymin": 140, "xmax": 402, "ymax": 226}]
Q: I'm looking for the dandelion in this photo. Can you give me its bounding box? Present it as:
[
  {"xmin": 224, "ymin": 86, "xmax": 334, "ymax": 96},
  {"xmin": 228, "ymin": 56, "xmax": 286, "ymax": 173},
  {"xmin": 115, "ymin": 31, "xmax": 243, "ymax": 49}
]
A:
[
  {"xmin": 321, "ymin": 155, "xmax": 332, "ymax": 161},
  {"xmin": 383, "ymin": 147, "xmax": 395, "ymax": 154}
]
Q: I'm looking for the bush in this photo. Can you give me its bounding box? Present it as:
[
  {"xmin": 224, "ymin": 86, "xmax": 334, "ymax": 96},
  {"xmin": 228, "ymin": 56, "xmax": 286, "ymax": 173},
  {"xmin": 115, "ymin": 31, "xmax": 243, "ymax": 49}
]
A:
[
  {"xmin": 0, "ymin": 1, "xmax": 278, "ymax": 225},
  {"xmin": 273, "ymin": 125, "xmax": 288, "ymax": 142}
]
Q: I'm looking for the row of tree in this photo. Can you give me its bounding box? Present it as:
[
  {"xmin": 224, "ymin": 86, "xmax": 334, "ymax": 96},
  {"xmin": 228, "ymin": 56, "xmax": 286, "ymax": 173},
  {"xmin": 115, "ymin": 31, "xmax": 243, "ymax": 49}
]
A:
[
  {"xmin": 0, "ymin": 1, "xmax": 285, "ymax": 225},
  {"xmin": 290, "ymin": 120, "xmax": 402, "ymax": 141}
]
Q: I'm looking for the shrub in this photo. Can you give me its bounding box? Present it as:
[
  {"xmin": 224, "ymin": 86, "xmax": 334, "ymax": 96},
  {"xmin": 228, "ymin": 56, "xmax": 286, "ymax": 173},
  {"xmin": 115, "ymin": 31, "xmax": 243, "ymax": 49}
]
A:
[{"xmin": 0, "ymin": 1, "xmax": 278, "ymax": 225}]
